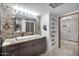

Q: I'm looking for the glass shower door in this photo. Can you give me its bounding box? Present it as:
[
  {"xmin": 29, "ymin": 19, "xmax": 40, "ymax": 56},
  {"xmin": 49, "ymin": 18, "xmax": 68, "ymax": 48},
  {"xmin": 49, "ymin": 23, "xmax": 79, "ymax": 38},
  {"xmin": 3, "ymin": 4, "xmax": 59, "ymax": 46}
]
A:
[{"xmin": 60, "ymin": 14, "xmax": 79, "ymax": 56}]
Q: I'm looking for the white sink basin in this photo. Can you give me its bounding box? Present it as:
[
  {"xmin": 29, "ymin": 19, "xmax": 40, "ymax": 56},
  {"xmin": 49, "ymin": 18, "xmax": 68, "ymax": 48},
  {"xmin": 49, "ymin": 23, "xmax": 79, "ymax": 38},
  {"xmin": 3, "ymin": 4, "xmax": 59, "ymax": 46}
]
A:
[
  {"xmin": 17, "ymin": 35, "xmax": 40, "ymax": 40},
  {"xmin": 2, "ymin": 35, "xmax": 43, "ymax": 47}
]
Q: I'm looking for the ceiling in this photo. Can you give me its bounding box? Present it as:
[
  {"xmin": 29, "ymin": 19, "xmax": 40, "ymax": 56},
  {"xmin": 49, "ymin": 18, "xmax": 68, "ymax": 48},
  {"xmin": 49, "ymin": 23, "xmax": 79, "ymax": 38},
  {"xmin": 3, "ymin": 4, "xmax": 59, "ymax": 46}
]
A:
[{"xmin": 5, "ymin": 3, "xmax": 79, "ymax": 16}]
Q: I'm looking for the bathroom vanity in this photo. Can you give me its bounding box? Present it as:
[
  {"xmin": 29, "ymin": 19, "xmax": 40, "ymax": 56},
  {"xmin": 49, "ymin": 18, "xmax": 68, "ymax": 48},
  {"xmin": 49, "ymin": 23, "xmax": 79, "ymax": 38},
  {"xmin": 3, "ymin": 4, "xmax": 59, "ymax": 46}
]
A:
[
  {"xmin": 2, "ymin": 35, "xmax": 47, "ymax": 56},
  {"xmin": 0, "ymin": 4, "xmax": 42, "ymax": 56}
]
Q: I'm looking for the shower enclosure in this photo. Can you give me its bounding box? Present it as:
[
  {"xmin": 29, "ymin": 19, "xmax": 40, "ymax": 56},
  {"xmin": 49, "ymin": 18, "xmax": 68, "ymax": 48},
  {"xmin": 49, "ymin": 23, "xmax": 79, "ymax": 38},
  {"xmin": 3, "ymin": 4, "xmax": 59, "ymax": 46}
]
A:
[{"xmin": 59, "ymin": 13, "xmax": 79, "ymax": 55}]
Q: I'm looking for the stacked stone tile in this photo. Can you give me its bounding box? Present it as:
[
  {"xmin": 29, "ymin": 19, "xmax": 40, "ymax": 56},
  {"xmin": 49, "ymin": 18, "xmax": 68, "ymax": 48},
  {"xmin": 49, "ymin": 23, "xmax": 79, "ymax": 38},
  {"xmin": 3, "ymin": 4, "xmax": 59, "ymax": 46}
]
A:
[
  {"xmin": 1, "ymin": 4, "xmax": 16, "ymax": 39},
  {"xmin": 0, "ymin": 4, "xmax": 1, "ymax": 35}
]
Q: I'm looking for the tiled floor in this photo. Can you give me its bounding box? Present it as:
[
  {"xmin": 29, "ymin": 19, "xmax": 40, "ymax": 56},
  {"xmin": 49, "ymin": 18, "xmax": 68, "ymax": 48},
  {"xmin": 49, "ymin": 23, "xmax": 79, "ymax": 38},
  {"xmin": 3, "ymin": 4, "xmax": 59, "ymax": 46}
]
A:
[{"xmin": 41, "ymin": 40, "xmax": 78, "ymax": 56}]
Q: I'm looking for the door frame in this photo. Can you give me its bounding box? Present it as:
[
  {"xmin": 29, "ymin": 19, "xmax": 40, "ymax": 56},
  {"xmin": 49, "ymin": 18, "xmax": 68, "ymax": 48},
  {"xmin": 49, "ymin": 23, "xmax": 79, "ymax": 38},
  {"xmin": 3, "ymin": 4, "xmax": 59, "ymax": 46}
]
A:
[
  {"xmin": 59, "ymin": 12, "xmax": 79, "ymax": 55},
  {"xmin": 59, "ymin": 17, "xmax": 61, "ymax": 48}
]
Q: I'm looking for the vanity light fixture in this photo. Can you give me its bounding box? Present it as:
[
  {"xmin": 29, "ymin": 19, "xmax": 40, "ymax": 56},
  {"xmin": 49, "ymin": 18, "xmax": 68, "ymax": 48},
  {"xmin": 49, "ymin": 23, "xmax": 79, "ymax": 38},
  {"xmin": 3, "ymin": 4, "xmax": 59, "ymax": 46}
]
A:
[{"xmin": 13, "ymin": 6, "xmax": 39, "ymax": 17}]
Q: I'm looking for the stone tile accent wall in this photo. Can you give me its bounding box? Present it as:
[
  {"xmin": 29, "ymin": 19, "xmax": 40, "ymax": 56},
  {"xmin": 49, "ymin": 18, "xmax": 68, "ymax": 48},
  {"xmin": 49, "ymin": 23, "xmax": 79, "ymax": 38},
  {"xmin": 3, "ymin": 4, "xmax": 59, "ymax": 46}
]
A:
[
  {"xmin": 1, "ymin": 4, "xmax": 16, "ymax": 39},
  {"xmin": 0, "ymin": 4, "xmax": 1, "ymax": 35}
]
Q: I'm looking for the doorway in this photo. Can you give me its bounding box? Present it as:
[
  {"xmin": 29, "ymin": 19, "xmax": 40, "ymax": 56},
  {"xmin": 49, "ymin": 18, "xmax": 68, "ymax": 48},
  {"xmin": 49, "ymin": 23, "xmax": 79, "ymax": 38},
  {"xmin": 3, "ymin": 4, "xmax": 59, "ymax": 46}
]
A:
[{"xmin": 59, "ymin": 13, "xmax": 79, "ymax": 56}]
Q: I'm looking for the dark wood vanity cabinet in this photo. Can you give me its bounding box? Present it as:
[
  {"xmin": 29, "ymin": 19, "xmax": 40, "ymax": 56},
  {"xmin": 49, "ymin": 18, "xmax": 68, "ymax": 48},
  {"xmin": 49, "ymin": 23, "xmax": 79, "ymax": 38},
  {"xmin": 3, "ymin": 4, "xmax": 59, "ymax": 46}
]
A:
[
  {"xmin": 2, "ymin": 37, "xmax": 47, "ymax": 56},
  {"xmin": 6, "ymin": 50, "xmax": 18, "ymax": 56},
  {"xmin": 2, "ymin": 44, "xmax": 19, "ymax": 56},
  {"xmin": 33, "ymin": 38, "xmax": 47, "ymax": 56},
  {"xmin": 18, "ymin": 40, "xmax": 34, "ymax": 56},
  {"xmin": 19, "ymin": 37, "xmax": 47, "ymax": 56},
  {"xmin": 19, "ymin": 46, "xmax": 34, "ymax": 56}
]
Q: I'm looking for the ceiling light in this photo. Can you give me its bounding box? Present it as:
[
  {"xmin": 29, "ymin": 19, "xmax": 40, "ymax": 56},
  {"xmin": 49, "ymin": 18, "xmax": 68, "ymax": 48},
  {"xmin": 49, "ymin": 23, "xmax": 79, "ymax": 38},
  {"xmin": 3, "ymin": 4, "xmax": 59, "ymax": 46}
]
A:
[{"xmin": 49, "ymin": 3, "xmax": 64, "ymax": 8}]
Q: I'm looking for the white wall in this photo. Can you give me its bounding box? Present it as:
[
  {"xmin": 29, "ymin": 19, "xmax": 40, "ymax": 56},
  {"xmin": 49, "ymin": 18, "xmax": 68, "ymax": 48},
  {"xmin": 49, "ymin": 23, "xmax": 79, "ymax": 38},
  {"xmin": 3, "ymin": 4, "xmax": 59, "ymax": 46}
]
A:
[
  {"xmin": 40, "ymin": 13, "xmax": 50, "ymax": 51},
  {"xmin": 49, "ymin": 13, "xmax": 59, "ymax": 49},
  {"xmin": 40, "ymin": 13, "xmax": 59, "ymax": 51}
]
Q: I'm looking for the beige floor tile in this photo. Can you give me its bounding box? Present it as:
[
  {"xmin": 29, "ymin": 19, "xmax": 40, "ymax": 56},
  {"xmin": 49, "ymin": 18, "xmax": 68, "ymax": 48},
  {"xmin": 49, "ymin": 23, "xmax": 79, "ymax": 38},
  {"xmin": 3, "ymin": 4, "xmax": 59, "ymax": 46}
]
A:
[{"xmin": 40, "ymin": 40, "xmax": 78, "ymax": 56}]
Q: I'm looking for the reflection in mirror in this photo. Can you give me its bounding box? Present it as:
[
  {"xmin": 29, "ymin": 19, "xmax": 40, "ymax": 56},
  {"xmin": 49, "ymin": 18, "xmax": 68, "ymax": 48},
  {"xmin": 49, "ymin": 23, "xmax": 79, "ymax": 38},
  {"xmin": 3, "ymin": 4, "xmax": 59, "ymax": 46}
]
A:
[
  {"xmin": 15, "ymin": 18, "xmax": 22, "ymax": 32},
  {"xmin": 14, "ymin": 9, "xmax": 40, "ymax": 37},
  {"xmin": 15, "ymin": 15, "xmax": 36, "ymax": 37}
]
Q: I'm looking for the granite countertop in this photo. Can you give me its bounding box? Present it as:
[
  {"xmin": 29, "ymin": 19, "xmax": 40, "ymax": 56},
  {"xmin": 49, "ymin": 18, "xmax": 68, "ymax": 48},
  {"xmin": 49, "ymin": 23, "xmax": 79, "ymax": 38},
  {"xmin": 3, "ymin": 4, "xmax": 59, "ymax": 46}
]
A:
[{"xmin": 2, "ymin": 35, "xmax": 45, "ymax": 47}]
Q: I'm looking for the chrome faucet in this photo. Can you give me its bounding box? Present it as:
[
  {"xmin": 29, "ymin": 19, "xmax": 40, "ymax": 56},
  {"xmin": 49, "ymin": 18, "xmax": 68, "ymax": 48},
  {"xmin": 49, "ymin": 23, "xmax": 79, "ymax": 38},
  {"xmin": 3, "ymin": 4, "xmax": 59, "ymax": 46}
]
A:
[{"xmin": 22, "ymin": 33, "xmax": 24, "ymax": 36}]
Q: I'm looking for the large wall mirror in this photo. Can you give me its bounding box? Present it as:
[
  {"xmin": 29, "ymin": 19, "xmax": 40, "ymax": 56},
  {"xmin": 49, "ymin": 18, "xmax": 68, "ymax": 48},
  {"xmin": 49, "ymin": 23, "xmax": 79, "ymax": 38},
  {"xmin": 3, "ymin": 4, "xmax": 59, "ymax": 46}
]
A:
[{"xmin": 15, "ymin": 14, "xmax": 36, "ymax": 37}]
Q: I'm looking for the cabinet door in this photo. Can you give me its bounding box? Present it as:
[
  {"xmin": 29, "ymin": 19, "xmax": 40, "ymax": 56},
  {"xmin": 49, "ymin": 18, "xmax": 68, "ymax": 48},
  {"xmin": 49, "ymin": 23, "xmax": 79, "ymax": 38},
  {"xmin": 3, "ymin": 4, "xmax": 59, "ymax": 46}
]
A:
[
  {"xmin": 2, "ymin": 44, "xmax": 18, "ymax": 56},
  {"xmin": 32, "ymin": 37, "xmax": 46, "ymax": 56},
  {"xmin": 33, "ymin": 42, "xmax": 46, "ymax": 56},
  {"xmin": 19, "ymin": 46, "xmax": 34, "ymax": 56},
  {"xmin": 6, "ymin": 50, "xmax": 18, "ymax": 56}
]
